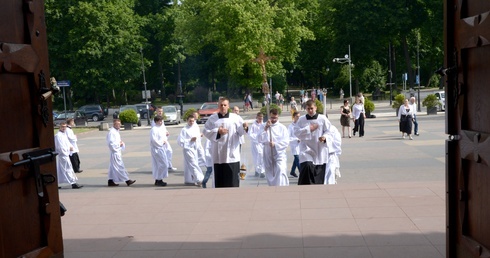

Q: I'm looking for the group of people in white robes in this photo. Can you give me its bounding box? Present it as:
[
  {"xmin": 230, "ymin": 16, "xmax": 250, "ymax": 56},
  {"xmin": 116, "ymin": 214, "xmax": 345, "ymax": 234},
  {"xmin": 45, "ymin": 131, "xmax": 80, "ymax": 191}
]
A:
[{"xmin": 55, "ymin": 121, "xmax": 83, "ymax": 189}]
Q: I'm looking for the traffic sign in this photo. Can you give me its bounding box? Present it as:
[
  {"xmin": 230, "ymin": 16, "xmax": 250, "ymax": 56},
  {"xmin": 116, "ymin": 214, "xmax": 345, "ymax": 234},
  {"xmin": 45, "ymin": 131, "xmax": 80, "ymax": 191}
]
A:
[{"xmin": 57, "ymin": 80, "xmax": 71, "ymax": 87}]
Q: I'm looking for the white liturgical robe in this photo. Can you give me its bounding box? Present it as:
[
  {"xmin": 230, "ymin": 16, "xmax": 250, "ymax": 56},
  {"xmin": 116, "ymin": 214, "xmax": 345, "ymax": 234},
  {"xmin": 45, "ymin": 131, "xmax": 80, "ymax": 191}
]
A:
[
  {"xmin": 150, "ymin": 124, "xmax": 169, "ymax": 180},
  {"xmin": 259, "ymin": 122, "xmax": 289, "ymax": 186},
  {"xmin": 248, "ymin": 120, "xmax": 265, "ymax": 174},
  {"xmin": 55, "ymin": 131, "xmax": 77, "ymax": 185},
  {"xmin": 178, "ymin": 123, "xmax": 204, "ymax": 184},
  {"xmin": 203, "ymin": 112, "xmax": 247, "ymax": 164},
  {"xmin": 324, "ymin": 125, "xmax": 342, "ymax": 184},
  {"xmin": 294, "ymin": 113, "xmax": 332, "ymax": 165},
  {"xmin": 106, "ymin": 127, "xmax": 130, "ymax": 182}
]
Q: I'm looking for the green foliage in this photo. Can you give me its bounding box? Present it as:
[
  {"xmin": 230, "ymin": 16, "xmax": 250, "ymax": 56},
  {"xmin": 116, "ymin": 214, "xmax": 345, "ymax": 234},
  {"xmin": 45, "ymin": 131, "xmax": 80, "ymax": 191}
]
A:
[
  {"xmin": 119, "ymin": 109, "xmax": 138, "ymax": 124},
  {"xmin": 183, "ymin": 108, "xmax": 197, "ymax": 121},
  {"xmin": 361, "ymin": 60, "xmax": 386, "ymax": 93},
  {"xmin": 364, "ymin": 97, "xmax": 375, "ymax": 113},
  {"xmin": 260, "ymin": 104, "xmax": 282, "ymax": 116},
  {"xmin": 392, "ymin": 94, "xmax": 405, "ymax": 109},
  {"xmin": 315, "ymin": 99, "xmax": 324, "ymax": 115},
  {"xmin": 422, "ymin": 94, "xmax": 440, "ymax": 108}
]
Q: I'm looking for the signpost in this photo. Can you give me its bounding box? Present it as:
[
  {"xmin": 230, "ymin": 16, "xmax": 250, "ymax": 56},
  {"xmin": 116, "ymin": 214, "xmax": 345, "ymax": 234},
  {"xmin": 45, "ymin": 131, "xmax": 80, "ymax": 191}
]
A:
[{"xmin": 57, "ymin": 80, "xmax": 70, "ymax": 117}]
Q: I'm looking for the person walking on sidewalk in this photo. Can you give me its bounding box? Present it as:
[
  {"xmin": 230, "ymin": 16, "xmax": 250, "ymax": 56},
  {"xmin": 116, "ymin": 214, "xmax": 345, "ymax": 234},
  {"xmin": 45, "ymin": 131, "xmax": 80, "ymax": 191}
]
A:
[
  {"xmin": 106, "ymin": 119, "xmax": 136, "ymax": 187},
  {"xmin": 66, "ymin": 118, "xmax": 83, "ymax": 173},
  {"xmin": 410, "ymin": 97, "xmax": 419, "ymax": 136},
  {"xmin": 150, "ymin": 115, "xmax": 169, "ymax": 186},
  {"xmin": 352, "ymin": 98, "xmax": 366, "ymax": 137},
  {"xmin": 288, "ymin": 111, "xmax": 300, "ymax": 178},
  {"xmin": 55, "ymin": 122, "xmax": 83, "ymax": 189}
]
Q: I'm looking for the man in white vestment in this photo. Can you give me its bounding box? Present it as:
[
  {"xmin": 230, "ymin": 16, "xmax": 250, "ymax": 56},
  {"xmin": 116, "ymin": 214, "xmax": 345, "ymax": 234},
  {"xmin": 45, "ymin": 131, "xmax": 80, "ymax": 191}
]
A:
[
  {"xmin": 178, "ymin": 115, "xmax": 204, "ymax": 186},
  {"xmin": 288, "ymin": 111, "xmax": 300, "ymax": 178},
  {"xmin": 150, "ymin": 115, "xmax": 169, "ymax": 186},
  {"xmin": 259, "ymin": 108, "xmax": 289, "ymax": 186},
  {"xmin": 152, "ymin": 107, "xmax": 178, "ymax": 172},
  {"xmin": 294, "ymin": 100, "xmax": 332, "ymax": 185},
  {"xmin": 55, "ymin": 122, "xmax": 83, "ymax": 189},
  {"xmin": 248, "ymin": 112, "xmax": 265, "ymax": 178},
  {"xmin": 106, "ymin": 119, "xmax": 136, "ymax": 187},
  {"xmin": 324, "ymin": 125, "xmax": 342, "ymax": 184},
  {"xmin": 66, "ymin": 118, "xmax": 83, "ymax": 173},
  {"xmin": 203, "ymin": 97, "xmax": 248, "ymax": 187}
]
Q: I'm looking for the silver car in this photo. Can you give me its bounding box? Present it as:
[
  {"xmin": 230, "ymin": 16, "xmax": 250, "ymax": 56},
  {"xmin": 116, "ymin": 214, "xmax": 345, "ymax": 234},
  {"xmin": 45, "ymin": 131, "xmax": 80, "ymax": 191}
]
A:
[{"xmin": 162, "ymin": 106, "xmax": 181, "ymax": 125}]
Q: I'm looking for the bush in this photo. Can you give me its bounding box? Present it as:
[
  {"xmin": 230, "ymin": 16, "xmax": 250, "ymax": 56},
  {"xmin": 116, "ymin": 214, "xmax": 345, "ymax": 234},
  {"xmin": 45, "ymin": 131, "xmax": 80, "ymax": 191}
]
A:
[
  {"xmin": 392, "ymin": 94, "xmax": 405, "ymax": 109},
  {"xmin": 315, "ymin": 99, "xmax": 324, "ymax": 115},
  {"xmin": 364, "ymin": 97, "xmax": 375, "ymax": 113},
  {"xmin": 422, "ymin": 94, "xmax": 440, "ymax": 108},
  {"xmin": 260, "ymin": 104, "xmax": 282, "ymax": 116},
  {"xmin": 183, "ymin": 108, "xmax": 197, "ymax": 121},
  {"xmin": 119, "ymin": 109, "xmax": 138, "ymax": 124}
]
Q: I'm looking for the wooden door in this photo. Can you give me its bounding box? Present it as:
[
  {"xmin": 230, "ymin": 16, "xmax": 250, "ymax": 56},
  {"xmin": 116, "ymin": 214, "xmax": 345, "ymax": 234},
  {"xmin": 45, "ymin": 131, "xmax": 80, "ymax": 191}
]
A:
[
  {"xmin": 445, "ymin": 0, "xmax": 490, "ymax": 257},
  {"xmin": 0, "ymin": 0, "xmax": 63, "ymax": 257}
]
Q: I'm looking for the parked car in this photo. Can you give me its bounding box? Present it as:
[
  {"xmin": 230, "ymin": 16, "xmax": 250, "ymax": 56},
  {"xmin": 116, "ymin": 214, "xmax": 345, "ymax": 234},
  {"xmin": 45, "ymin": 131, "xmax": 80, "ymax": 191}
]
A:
[
  {"xmin": 197, "ymin": 102, "xmax": 219, "ymax": 124},
  {"xmin": 135, "ymin": 103, "xmax": 156, "ymax": 119},
  {"xmin": 113, "ymin": 105, "xmax": 141, "ymax": 126},
  {"xmin": 54, "ymin": 111, "xmax": 88, "ymax": 126},
  {"xmin": 162, "ymin": 105, "xmax": 181, "ymax": 125},
  {"xmin": 77, "ymin": 104, "xmax": 106, "ymax": 122},
  {"xmin": 434, "ymin": 91, "xmax": 445, "ymax": 111}
]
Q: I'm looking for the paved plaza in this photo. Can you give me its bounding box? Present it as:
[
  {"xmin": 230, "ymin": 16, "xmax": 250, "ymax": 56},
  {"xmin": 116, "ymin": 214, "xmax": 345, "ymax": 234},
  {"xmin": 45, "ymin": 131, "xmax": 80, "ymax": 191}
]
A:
[{"xmin": 59, "ymin": 100, "xmax": 446, "ymax": 257}]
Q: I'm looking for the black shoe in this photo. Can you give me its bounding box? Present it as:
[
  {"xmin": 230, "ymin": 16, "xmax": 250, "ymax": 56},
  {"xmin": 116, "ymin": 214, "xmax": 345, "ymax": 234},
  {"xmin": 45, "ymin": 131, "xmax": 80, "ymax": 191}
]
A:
[
  {"xmin": 290, "ymin": 172, "xmax": 298, "ymax": 178},
  {"xmin": 254, "ymin": 172, "xmax": 260, "ymax": 177},
  {"xmin": 75, "ymin": 170, "xmax": 83, "ymax": 173},
  {"xmin": 260, "ymin": 173, "xmax": 265, "ymax": 178},
  {"xmin": 352, "ymin": 130, "xmax": 356, "ymax": 136},
  {"xmin": 154, "ymin": 180, "xmax": 167, "ymax": 187},
  {"xmin": 126, "ymin": 180, "xmax": 136, "ymax": 186},
  {"xmin": 108, "ymin": 180, "xmax": 119, "ymax": 187},
  {"xmin": 71, "ymin": 183, "xmax": 83, "ymax": 189},
  {"xmin": 415, "ymin": 133, "xmax": 420, "ymax": 136}
]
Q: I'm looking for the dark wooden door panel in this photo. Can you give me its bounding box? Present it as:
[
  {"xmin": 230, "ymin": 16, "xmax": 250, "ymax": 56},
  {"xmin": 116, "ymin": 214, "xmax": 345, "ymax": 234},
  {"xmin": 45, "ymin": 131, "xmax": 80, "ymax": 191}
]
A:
[
  {"xmin": 446, "ymin": 0, "xmax": 490, "ymax": 257},
  {"xmin": 0, "ymin": 0, "xmax": 63, "ymax": 257}
]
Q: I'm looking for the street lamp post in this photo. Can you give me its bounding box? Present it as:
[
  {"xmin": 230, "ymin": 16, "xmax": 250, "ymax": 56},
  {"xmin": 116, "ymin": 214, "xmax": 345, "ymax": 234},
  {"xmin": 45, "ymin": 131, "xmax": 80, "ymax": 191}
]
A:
[
  {"xmin": 333, "ymin": 45, "xmax": 353, "ymax": 102},
  {"xmin": 140, "ymin": 48, "xmax": 150, "ymax": 125}
]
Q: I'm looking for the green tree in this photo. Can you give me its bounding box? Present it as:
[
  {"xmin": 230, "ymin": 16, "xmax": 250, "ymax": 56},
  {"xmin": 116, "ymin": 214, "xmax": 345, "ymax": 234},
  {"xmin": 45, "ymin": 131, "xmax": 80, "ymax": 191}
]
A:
[
  {"xmin": 361, "ymin": 60, "xmax": 386, "ymax": 93},
  {"xmin": 172, "ymin": 0, "xmax": 315, "ymax": 92}
]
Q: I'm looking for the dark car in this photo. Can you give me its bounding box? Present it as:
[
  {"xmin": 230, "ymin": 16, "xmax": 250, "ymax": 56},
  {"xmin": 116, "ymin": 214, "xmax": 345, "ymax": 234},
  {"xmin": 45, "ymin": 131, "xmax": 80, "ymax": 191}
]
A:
[
  {"xmin": 113, "ymin": 105, "xmax": 142, "ymax": 126},
  {"xmin": 197, "ymin": 102, "xmax": 219, "ymax": 124},
  {"xmin": 77, "ymin": 104, "xmax": 106, "ymax": 122},
  {"xmin": 135, "ymin": 103, "xmax": 156, "ymax": 119},
  {"xmin": 54, "ymin": 111, "xmax": 88, "ymax": 126}
]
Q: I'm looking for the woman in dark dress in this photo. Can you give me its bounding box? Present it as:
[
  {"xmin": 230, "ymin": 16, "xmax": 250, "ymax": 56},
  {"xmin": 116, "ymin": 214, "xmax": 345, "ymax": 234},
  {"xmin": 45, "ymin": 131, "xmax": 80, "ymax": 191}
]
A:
[
  {"xmin": 397, "ymin": 99, "xmax": 414, "ymax": 140},
  {"xmin": 339, "ymin": 99, "xmax": 352, "ymax": 138}
]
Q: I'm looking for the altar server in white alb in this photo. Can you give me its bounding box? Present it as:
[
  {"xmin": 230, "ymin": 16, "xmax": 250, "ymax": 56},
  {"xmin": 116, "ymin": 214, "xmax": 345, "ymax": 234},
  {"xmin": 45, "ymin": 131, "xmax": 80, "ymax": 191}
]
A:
[
  {"xmin": 294, "ymin": 100, "xmax": 332, "ymax": 185},
  {"xmin": 248, "ymin": 112, "xmax": 265, "ymax": 178},
  {"xmin": 178, "ymin": 115, "xmax": 204, "ymax": 186},
  {"xmin": 152, "ymin": 107, "xmax": 178, "ymax": 172},
  {"xmin": 259, "ymin": 108, "xmax": 289, "ymax": 186},
  {"xmin": 288, "ymin": 111, "xmax": 301, "ymax": 178},
  {"xmin": 66, "ymin": 118, "xmax": 83, "ymax": 173},
  {"xmin": 150, "ymin": 115, "xmax": 169, "ymax": 186},
  {"xmin": 55, "ymin": 122, "xmax": 83, "ymax": 189},
  {"xmin": 106, "ymin": 119, "xmax": 136, "ymax": 187},
  {"xmin": 324, "ymin": 125, "xmax": 342, "ymax": 184},
  {"xmin": 203, "ymin": 97, "xmax": 248, "ymax": 187}
]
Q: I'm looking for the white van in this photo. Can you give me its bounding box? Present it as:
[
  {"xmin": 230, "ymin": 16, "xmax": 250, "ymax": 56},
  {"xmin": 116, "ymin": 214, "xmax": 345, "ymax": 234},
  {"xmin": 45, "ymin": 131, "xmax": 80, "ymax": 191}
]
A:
[{"xmin": 434, "ymin": 91, "xmax": 445, "ymax": 111}]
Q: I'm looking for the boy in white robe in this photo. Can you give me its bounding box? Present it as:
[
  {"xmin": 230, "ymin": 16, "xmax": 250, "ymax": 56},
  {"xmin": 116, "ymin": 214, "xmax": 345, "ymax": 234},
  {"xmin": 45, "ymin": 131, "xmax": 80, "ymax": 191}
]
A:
[
  {"xmin": 203, "ymin": 97, "xmax": 248, "ymax": 187},
  {"xmin": 259, "ymin": 108, "xmax": 289, "ymax": 186},
  {"xmin": 152, "ymin": 107, "xmax": 177, "ymax": 171},
  {"xmin": 294, "ymin": 100, "xmax": 332, "ymax": 185},
  {"xmin": 106, "ymin": 119, "xmax": 136, "ymax": 187},
  {"xmin": 55, "ymin": 122, "xmax": 83, "ymax": 189},
  {"xmin": 288, "ymin": 111, "xmax": 300, "ymax": 178},
  {"xmin": 248, "ymin": 112, "xmax": 265, "ymax": 178},
  {"xmin": 324, "ymin": 125, "xmax": 342, "ymax": 184},
  {"xmin": 178, "ymin": 115, "xmax": 204, "ymax": 186},
  {"xmin": 150, "ymin": 115, "xmax": 169, "ymax": 186}
]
